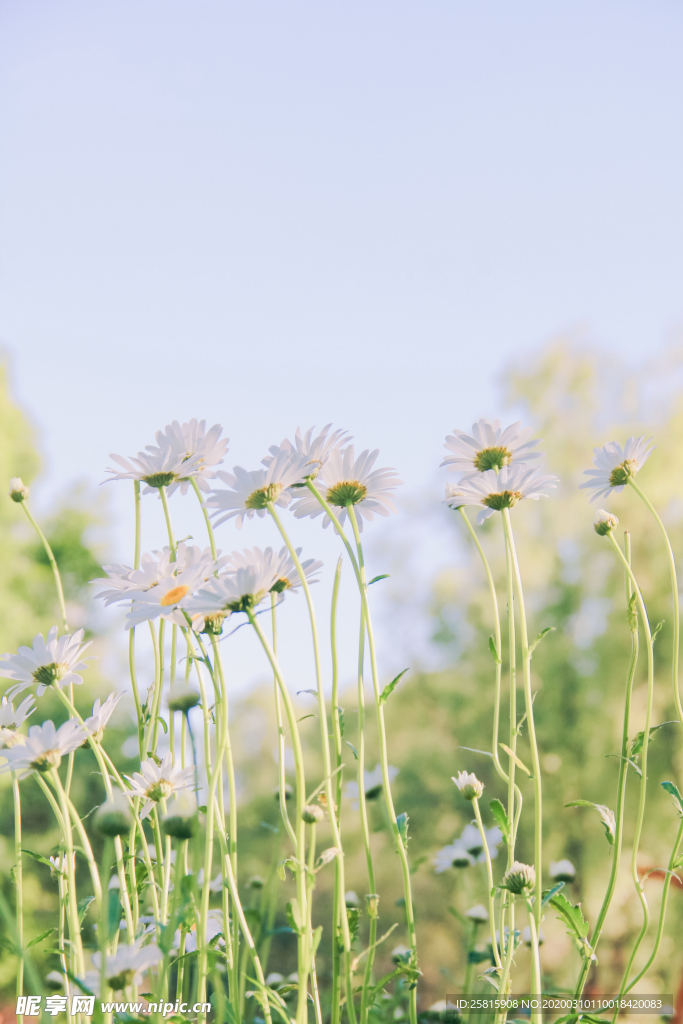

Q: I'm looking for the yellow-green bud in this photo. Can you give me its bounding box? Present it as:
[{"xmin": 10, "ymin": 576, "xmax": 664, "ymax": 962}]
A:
[
  {"xmin": 94, "ymin": 792, "xmax": 133, "ymax": 837},
  {"xmin": 302, "ymin": 804, "xmax": 325, "ymax": 824},
  {"xmin": 594, "ymin": 509, "xmax": 619, "ymax": 536},
  {"xmin": 452, "ymin": 771, "xmax": 484, "ymax": 800},
  {"xmin": 9, "ymin": 477, "xmax": 29, "ymax": 503},
  {"xmin": 502, "ymin": 861, "xmax": 536, "ymax": 896}
]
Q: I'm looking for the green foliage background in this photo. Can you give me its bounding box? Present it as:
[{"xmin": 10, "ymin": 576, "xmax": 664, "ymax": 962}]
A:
[{"xmin": 2, "ymin": 343, "xmax": 683, "ymax": 1014}]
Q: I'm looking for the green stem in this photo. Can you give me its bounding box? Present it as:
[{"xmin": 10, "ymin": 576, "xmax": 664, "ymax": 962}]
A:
[
  {"xmin": 159, "ymin": 485, "xmax": 177, "ymax": 560},
  {"xmin": 21, "ymin": 502, "xmax": 67, "ymax": 630},
  {"xmin": 606, "ymin": 532, "xmax": 655, "ymax": 1002},
  {"xmin": 191, "ymin": 478, "xmax": 218, "ymax": 560},
  {"xmin": 502, "ymin": 509, "xmax": 542, "ymax": 934},
  {"xmin": 48, "ymin": 770, "xmax": 85, "ymax": 978},
  {"xmin": 628, "ymin": 479, "xmax": 682, "ymax": 725},
  {"xmin": 100, "ymin": 838, "xmax": 114, "ymax": 1015},
  {"xmin": 270, "ymin": 595, "xmax": 297, "ymax": 850},
  {"xmin": 330, "ymin": 557, "xmax": 344, "ymax": 1024},
  {"xmin": 12, "ymin": 774, "xmax": 24, "ymax": 1017},
  {"xmin": 574, "ymin": 531, "xmax": 638, "ymax": 997},
  {"xmin": 472, "ymin": 798, "xmax": 501, "ymax": 968},
  {"xmin": 524, "ymin": 898, "xmax": 542, "ymax": 1024}
]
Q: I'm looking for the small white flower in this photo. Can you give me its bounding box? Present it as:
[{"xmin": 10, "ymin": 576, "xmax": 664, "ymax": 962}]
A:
[
  {"xmin": 84, "ymin": 692, "xmax": 124, "ymax": 743},
  {"xmin": 549, "ymin": 859, "xmax": 576, "ymax": 883},
  {"xmin": 205, "ymin": 450, "xmax": 308, "ymax": 529},
  {"xmin": 444, "ymin": 465, "xmax": 558, "ymax": 524},
  {"xmin": 91, "ymin": 942, "xmax": 162, "ymax": 991},
  {"xmin": 0, "ymin": 627, "xmax": 93, "ymax": 700},
  {"xmin": 452, "ymin": 771, "xmax": 484, "ymax": 800},
  {"xmin": 290, "ymin": 446, "xmax": 402, "ymax": 532},
  {"xmin": 442, "ymin": 419, "xmax": 543, "ymax": 474},
  {"xmin": 581, "ymin": 436, "xmax": 655, "ymax": 502},
  {"xmin": 147, "ymin": 420, "xmax": 229, "ymax": 495},
  {"xmin": 594, "ymin": 509, "xmax": 619, "ymax": 536},
  {"xmin": 433, "ymin": 842, "xmax": 474, "ymax": 872},
  {"xmin": 185, "ymin": 548, "xmax": 280, "ymax": 617},
  {"xmin": 105, "ymin": 444, "xmax": 200, "ymax": 494},
  {"xmin": 196, "ymin": 869, "xmax": 224, "ymax": 893},
  {"xmin": 466, "ymin": 904, "xmax": 489, "ymax": 923},
  {"xmin": 9, "ymin": 477, "xmax": 29, "ymax": 502},
  {"xmin": 0, "ymin": 695, "xmax": 34, "ymax": 748},
  {"xmin": 49, "ymin": 852, "xmax": 74, "ymax": 877},
  {"xmin": 94, "ymin": 791, "xmax": 133, "ymax": 837},
  {"xmin": 227, "ymin": 545, "xmax": 322, "ymax": 595},
  {"xmin": 124, "ymin": 752, "xmax": 195, "ymax": 819},
  {"xmin": 459, "ymin": 823, "xmax": 502, "ymax": 862},
  {"xmin": 184, "ymin": 909, "xmax": 225, "ymax": 952},
  {"xmin": 344, "ymin": 763, "xmax": 399, "ymax": 803},
  {"xmin": 93, "ymin": 543, "xmax": 224, "ymax": 609},
  {"xmin": 124, "ymin": 556, "xmax": 220, "ymax": 630},
  {"xmin": 264, "ymin": 424, "xmax": 351, "ymax": 483},
  {"xmin": 0, "ymin": 719, "xmax": 87, "ymax": 775}
]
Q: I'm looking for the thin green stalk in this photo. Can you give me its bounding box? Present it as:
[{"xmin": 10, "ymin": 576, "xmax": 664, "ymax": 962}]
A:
[
  {"xmin": 191, "ymin": 478, "xmax": 218, "ymax": 560},
  {"xmin": 575, "ymin": 531, "xmax": 638, "ymax": 997},
  {"xmin": 247, "ymin": 610, "xmax": 311, "ymax": 1024},
  {"xmin": 12, "ymin": 775, "xmax": 24, "ymax": 1018},
  {"xmin": 330, "ymin": 557, "xmax": 344, "ymax": 1024},
  {"xmin": 461, "ymin": 920, "xmax": 478, "ymax": 1002},
  {"xmin": 159, "ymin": 485, "xmax": 177, "ymax": 560},
  {"xmin": 502, "ymin": 509, "xmax": 542, "ymax": 934},
  {"xmin": 0, "ymin": 886, "xmax": 46, "ymax": 1021},
  {"xmin": 270, "ymin": 596, "xmax": 297, "ymax": 850},
  {"xmin": 628, "ymin": 478, "xmax": 682, "ymax": 724},
  {"xmin": 47, "ymin": 771, "xmax": 85, "ymax": 978},
  {"xmin": 356, "ymin": 610, "xmax": 378, "ymax": 1024},
  {"xmin": 346, "ymin": 506, "xmax": 418, "ymax": 1024},
  {"xmin": 471, "ymin": 797, "xmax": 501, "ymax": 969},
  {"xmin": 524, "ymin": 898, "xmax": 542, "ymax": 1024},
  {"xmin": 100, "ymin": 838, "xmax": 114, "ymax": 1016},
  {"xmin": 606, "ymin": 531, "xmax": 655, "ymax": 1001},
  {"xmin": 21, "ymin": 502, "xmax": 67, "ymax": 630}
]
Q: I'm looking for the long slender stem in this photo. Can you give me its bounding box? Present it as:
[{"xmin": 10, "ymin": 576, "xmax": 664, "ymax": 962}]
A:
[
  {"xmin": 471, "ymin": 798, "xmax": 501, "ymax": 968},
  {"xmin": 606, "ymin": 531, "xmax": 655, "ymax": 999},
  {"xmin": 502, "ymin": 509, "xmax": 542, "ymax": 934},
  {"xmin": 159, "ymin": 486, "xmax": 177, "ymax": 560},
  {"xmin": 21, "ymin": 503, "xmax": 68, "ymax": 630},
  {"xmin": 12, "ymin": 774, "xmax": 24, "ymax": 1018},
  {"xmin": 524, "ymin": 897, "xmax": 542, "ymax": 1024},
  {"xmin": 575, "ymin": 531, "xmax": 638, "ymax": 997},
  {"xmin": 191, "ymin": 478, "xmax": 218, "ymax": 560},
  {"xmin": 330, "ymin": 558, "xmax": 344, "ymax": 1024}
]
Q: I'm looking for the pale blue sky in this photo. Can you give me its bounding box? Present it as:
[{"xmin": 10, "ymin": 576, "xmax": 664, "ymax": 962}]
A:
[{"xmin": 1, "ymin": 0, "xmax": 682, "ymax": 688}]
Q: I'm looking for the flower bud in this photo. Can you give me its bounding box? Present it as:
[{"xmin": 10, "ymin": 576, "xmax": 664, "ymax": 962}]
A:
[
  {"xmin": 274, "ymin": 783, "xmax": 293, "ymax": 802},
  {"xmin": 94, "ymin": 792, "xmax": 133, "ymax": 837},
  {"xmin": 452, "ymin": 771, "xmax": 484, "ymax": 800},
  {"xmin": 246, "ymin": 875, "xmax": 264, "ymax": 890},
  {"xmin": 391, "ymin": 944, "xmax": 411, "ymax": 965},
  {"xmin": 594, "ymin": 509, "xmax": 619, "ymax": 536},
  {"xmin": 465, "ymin": 904, "xmax": 489, "ymax": 924},
  {"xmin": 365, "ymin": 893, "xmax": 380, "ymax": 919},
  {"xmin": 302, "ymin": 804, "xmax": 325, "ymax": 824},
  {"xmin": 549, "ymin": 858, "xmax": 576, "ymax": 883},
  {"xmin": 9, "ymin": 478, "xmax": 29, "ymax": 503},
  {"xmin": 167, "ymin": 684, "xmax": 201, "ymax": 713},
  {"xmin": 344, "ymin": 890, "xmax": 360, "ymax": 908},
  {"xmin": 501, "ymin": 861, "xmax": 536, "ymax": 896},
  {"xmin": 162, "ymin": 793, "xmax": 198, "ymax": 840}
]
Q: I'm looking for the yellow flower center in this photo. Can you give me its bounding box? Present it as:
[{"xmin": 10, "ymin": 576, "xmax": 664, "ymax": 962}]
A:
[{"xmin": 161, "ymin": 585, "xmax": 189, "ymax": 607}]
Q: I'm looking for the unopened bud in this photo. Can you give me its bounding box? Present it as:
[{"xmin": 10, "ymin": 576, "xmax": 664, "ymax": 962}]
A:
[
  {"xmin": 9, "ymin": 478, "xmax": 29, "ymax": 503},
  {"xmin": 168, "ymin": 684, "xmax": 200, "ymax": 713},
  {"xmin": 162, "ymin": 794, "xmax": 198, "ymax": 840},
  {"xmin": 302, "ymin": 804, "xmax": 325, "ymax": 824},
  {"xmin": 365, "ymin": 893, "xmax": 380, "ymax": 919},
  {"xmin": 94, "ymin": 792, "xmax": 133, "ymax": 837},
  {"xmin": 502, "ymin": 861, "xmax": 536, "ymax": 896},
  {"xmin": 452, "ymin": 771, "xmax": 484, "ymax": 800},
  {"xmin": 594, "ymin": 509, "xmax": 619, "ymax": 536}
]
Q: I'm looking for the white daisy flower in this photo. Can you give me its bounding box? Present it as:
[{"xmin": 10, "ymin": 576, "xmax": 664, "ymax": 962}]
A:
[
  {"xmin": 184, "ymin": 909, "xmax": 225, "ymax": 953},
  {"xmin": 124, "ymin": 555, "xmax": 220, "ymax": 630},
  {"xmin": 185, "ymin": 548, "xmax": 280, "ymax": 618},
  {"xmin": 549, "ymin": 859, "xmax": 576, "ymax": 883},
  {"xmin": 227, "ymin": 545, "xmax": 322, "ymax": 595},
  {"xmin": 9, "ymin": 477, "xmax": 29, "ymax": 502},
  {"xmin": 442, "ymin": 419, "xmax": 543, "ymax": 474},
  {"xmin": 522, "ymin": 925, "xmax": 545, "ymax": 946},
  {"xmin": 196, "ymin": 869, "xmax": 224, "ymax": 893},
  {"xmin": 0, "ymin": 719, "xmax": 87, "ymax": 775},
  {"xmin": 344, "ymin": 763, "xmax": 399, "ymax": 803},
  {"xmin": 459, "ymin": 823, "xmax": 502, "ymax": 862},
  {"xmin": 290, "ymin": 446, "xmax": 402, "ymax": 532},
  {"xmin": 580, "ymin": 436, "xmax": 655, "ymax": 502},
  {"xmin": 124, "ymin": 752, "xmax": 194, "ymax": 819},
  {"xmin": 104, "ymin": 444, "xmax": 199, "ymax": 495},
  {"xmin": 433, "ymin": 841, "xmax": 474, "ymax": 872},
  {"xmin": 49, "ymin": 852, "xmax": 74, "ymax": 878},
  {"xmin": 84, "ymin": 692, "xmax": 124, "ymax": 743},
  {"xmin": 0, "ymin": 627, "xmax": 93, "ymax": 700},
  {"xmin": 263, "ymin": 424, "xmax": 351, "ymax": 484},
  {"xmin": 91, "ymin": 942, "xmax": 162, "ymax": 991},
  {"xmin": 0, "ymin": 695, "xmax": 35, "ymax": 748},
  {"xmin": 147, "ymin": 419, "xmax": 229, "ymax": 496},
  {"xmin": 444, "ymin": 465, "xmax": 558, "ymax": 525},
  {"xmin": 466, "ymin": 904, "xmax": 489, "ymax": 923},
  {"xmin": 205, "ymin": 450, "xmax": 308, "ymax": 529},
  {"xmin": 452, "ymin": 770, "xmax": 484, "ymax": 800},
  {"xmin": 93, "ymin": 542, "xmax": 226, "ymax": 607}
]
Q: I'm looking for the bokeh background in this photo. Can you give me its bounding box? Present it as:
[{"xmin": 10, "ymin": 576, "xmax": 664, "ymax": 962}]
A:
[{"xmin": 2, "ymin": 1, "xmax": 683, "ymax": 1018}]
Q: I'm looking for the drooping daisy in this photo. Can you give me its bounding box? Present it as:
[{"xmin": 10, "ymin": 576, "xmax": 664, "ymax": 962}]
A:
[
  {"xmin": 124, "ymin": 555, "xmax": 220, "ymax": 629},
  {"xmin": 205, "ymin": 450, "xmax": 308, "ymax": 529},
  {"xmin": 442, "ymin": 419, "xmax": 543, "ymax": 474},
  {"xmin": 290, "ymin": 446, "xmax": 402, "ymax": 531},
  {"xmin": 0, "ymin": 719, "xmax": 87, "ymax": 775},
  {"xmin": 580, "ymin": 436, "xmax": 655, "ymax": 502},
  {"xmin": 0, "ymin": 627, "xmax": 93, "ymax": 700},
  {"xmin": 104, "ymin": 444, "xmax": 201, "ymax": 495},
  {"xmin": 147, "ymin": 419, "xmax": 229, "ymax": 496},
  {"xmin": 264, "ymin": 424, "xmax": 351, "ymax": 484},
  {"xmin": 91, "ymin": 942, "xmax": 162, "ymax": 991},
  {"xmin": 124, "ymin": 752, "xmax": 195, "ymax": 819},
  {"xmin": 0, "ymin": 695, "xmax": 34, "ymax": 748},
  {"xmin": 185, "ymin": 549, "xmax": 280, "ymax": 618},
  {"xmin": 84, "ymin": 692, "xmax": 124, "ymax": 743},
  {"xmin": 226, "ymin": 546, "xmax": 322, "ymax": 595},
  {"xmin": 444, "ymin": 465, "xmax": 559, "ymax": 525}
]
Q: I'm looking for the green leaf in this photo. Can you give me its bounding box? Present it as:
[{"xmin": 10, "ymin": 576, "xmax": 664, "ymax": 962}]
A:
[
  {"xmin": 286, "ymin": 898, "xmax": 303, "ymax": 935},
  {"xmin": 630, "ymin": 722, "xmax": 678, "ymax": 758},
  {"xmin": 368, "ymin": 574, "xmax": 390, "ymax": 585},
  {"xmin": 396, "ymin": 812, "xmax": 409, "ymax": 845},
  {"xmin": 529, "ymin": 626, "xmax": 555, "ymax": 657},
  {"xmin": 297, "ymin": 714, "xmax": 316, "ymax": 722},
  {"xmin": 565, "ymin": 800, "xmax": 615, "ymax": 845},
  {"xmin": 652, "ymin": 620, "xmax": 665, "ymax": 642},
  {"xmin": 155, "ymin": 716, "xmax": 168, "ymax": 735},
  {"xmin": 379, "ymin": 668, "xmax": 409, "ymax": 705},
  {"xmin": 77, "ymin": 896, "xmax": 96, "ymax": 924},
  {"xmin": 488, "ymin": 799, "xmax": 511, "ymax": 846},
  {"xmin": 26, "ymin": 928, "xmax": 56, "ymax": 949},
  {"xmin": 488, "ymin": 636, "xmax": 501, "ymax": 664},
  {"xmin": 147, "ymin": 751, "xmax": 162, "ymax": 767},
  {"xmin": 345, "ymin": 741, "xmax": 359, "ymax": 760},
  {"xmin": 548, "ymin": 892, "xmax": 591, "ymax": 955},
  {"xmin": 108, "ymin": 888, "xmax": 122, "ymax": 936},
  {"xmin": 662, "ymin": 780, "xmax": 683, "ymax": 815},
  {"xmin": 337, "ymin": 706, "xmax": 345, "ymax": 738},
  {"xmin": 297, "ymin": 689, "xmax": 318, "ymax": 697},
  {"xmin": 499, "ymin": 743, "xmax": 531, "ymax": 776},
  {"xmin": 541, "ymin": 882, "xmax": 565, "ymax": 906},
  {"xmin": 627, "ymin": 592, "xmax": 638, "ymax": 631},
  {"xmin": 459, "ymin": 745, "xmax": 494, "ymax": 758},
  {"xmin": 21, "ymin": 848, "xmax": 57, "ymax": 871}
]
